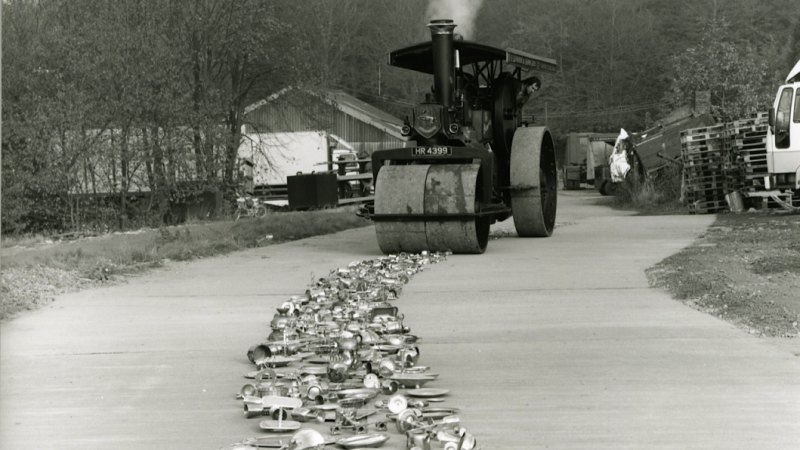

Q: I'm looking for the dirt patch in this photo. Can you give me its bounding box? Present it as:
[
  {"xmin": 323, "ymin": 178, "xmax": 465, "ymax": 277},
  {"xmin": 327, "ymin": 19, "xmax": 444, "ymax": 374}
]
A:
[{"xmin": 647, "ymin": 211, "xmax": 800, "ymax": 340}]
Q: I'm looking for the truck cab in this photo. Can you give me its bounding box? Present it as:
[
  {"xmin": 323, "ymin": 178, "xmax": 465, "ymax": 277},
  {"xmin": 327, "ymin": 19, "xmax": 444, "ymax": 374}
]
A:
[{"xmin": 767, "ymin": 59, "xmax": 800, "ymax": 190}]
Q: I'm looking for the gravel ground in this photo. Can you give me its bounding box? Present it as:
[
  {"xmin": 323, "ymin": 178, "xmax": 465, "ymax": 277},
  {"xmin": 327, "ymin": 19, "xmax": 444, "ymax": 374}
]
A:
[{"xmin": 647, "ymin": 211, "xmax": 800, "ymax": 342}]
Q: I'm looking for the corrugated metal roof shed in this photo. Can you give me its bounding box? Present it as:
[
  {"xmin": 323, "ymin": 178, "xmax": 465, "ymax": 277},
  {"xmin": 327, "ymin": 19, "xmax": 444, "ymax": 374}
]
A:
[{"xmin": 243, "ymin": 88, "xmax": 409, "ymax": 156}]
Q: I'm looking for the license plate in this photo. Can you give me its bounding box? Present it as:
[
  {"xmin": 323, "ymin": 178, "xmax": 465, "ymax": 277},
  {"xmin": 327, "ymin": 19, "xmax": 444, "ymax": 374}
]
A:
[{"xmin": 411, "ymin": 146, "xmax": 452, "ymax": 157}]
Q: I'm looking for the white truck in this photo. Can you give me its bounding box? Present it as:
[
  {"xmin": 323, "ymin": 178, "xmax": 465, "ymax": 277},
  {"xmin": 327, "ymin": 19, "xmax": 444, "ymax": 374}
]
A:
[{"xmin": 766, "ymin": 59, "xmax": 800, "ymax": 193}]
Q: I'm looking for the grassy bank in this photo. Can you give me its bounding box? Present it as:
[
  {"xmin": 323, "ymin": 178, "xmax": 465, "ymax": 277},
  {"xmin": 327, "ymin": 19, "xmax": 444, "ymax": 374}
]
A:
[{"xmin": 1, "ymin": 208, "xmax": 370, "ymax": 320}]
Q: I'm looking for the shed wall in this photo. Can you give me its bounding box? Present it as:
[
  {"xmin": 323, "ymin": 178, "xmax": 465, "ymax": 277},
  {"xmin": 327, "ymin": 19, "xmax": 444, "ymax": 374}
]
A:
[{"xmin": 243, "ymin": 92, "xmax": 406, "ymax": 156}]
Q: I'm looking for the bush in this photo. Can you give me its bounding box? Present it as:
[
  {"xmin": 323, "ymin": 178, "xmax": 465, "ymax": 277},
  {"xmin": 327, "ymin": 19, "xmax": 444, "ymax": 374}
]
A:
[{"xmin": 613, "ymin": 164, "xmax": 684, "ymax": 212}]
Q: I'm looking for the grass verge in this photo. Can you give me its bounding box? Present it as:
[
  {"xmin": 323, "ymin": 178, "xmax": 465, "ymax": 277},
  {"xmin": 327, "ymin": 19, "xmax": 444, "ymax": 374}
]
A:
[{"xmin": 1, "ymin": 208, "xmax": 370, "ymax": 320}]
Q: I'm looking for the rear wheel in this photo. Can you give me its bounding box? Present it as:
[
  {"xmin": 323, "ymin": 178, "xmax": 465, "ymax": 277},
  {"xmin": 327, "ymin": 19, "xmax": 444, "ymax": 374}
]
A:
[{"xmin": 510, "ymin": 127, "xmax": 557, "ymax": 237}]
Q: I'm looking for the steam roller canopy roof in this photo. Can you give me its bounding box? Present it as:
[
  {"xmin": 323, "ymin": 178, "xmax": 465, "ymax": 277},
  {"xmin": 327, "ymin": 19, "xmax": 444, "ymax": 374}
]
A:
[{"xmin": 390, "ymin": 40, "xmax": 557, "ymax": 74}]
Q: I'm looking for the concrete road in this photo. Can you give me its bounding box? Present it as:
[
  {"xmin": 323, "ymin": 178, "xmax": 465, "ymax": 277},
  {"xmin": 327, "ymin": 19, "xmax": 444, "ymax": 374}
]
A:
[{"xmin": 2, "ymin": 191, "xmax": 799, "ymax": 449}]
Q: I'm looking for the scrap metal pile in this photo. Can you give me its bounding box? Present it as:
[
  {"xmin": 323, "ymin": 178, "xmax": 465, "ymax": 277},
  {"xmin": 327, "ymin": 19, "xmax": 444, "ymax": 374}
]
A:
[
  {"xmin": 680, "ymin": 112, "xmax": 797, "ymax": 213},
  {"xmin": 223, "ymin": 252, "xmax": 479, "ymax": 450}
]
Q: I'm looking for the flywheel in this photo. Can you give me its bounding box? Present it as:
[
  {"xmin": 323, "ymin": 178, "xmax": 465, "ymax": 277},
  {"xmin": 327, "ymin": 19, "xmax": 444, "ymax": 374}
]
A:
[
  {"xmin": 374, "ymin": 164, "xmax": 489, "ymax": 254},
  {"xmin": 510, "ymin": 127, "xmax": 557, "ymax": 237}
]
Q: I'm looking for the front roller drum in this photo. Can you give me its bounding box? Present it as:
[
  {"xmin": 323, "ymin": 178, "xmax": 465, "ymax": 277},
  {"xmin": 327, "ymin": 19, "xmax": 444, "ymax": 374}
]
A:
[
  {"xmin": 510, "ymin": 127, "xmax": 557, "ymax": 237},
  {"xmin": 374, "ymin": 164, "xmax": 489, "ymax": 254}
]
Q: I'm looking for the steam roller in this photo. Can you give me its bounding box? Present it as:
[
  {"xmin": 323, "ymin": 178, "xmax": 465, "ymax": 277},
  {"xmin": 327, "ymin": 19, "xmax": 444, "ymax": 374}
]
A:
[{"xmin": 364, "ymin": 19, "xmax": 558, "ymax": 254}]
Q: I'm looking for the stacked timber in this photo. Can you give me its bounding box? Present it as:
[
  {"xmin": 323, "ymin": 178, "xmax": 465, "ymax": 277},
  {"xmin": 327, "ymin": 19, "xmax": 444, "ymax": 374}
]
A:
[
  {"xmin": 680, "ymin": 124, "xmax": 729, "ymax": 213},
  {"xmin": 726, "ymin": 113, "xmax": 769, "ymax": 194},
  {"xmin": 678, "ymin": 112, "xmax": 793, "ymax": 214}
]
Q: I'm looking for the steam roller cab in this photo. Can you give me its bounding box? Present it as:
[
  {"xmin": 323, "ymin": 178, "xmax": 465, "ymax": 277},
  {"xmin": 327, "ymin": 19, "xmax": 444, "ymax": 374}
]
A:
[{"xmin": 366, "ymin": 19, "xmax": 558, "ymax": 254}]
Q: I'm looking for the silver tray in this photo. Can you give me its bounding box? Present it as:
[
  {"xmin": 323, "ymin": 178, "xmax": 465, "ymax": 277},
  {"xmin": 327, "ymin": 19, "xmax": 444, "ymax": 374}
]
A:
[
  {"xmin": 383, "ymin": 334, "xmax": 418, "ymax": 345},
  {"xmin": 239, "ymin": 436, "xmax": 295, "ymax": 448},
  {"xmin": 335, "ymin": 433, "xmax": 390, "ymax": 448},
  {"xmin": 405, "ymin": 388, "xmax": 449, "ymax": 398},
  {"xmin": 371, "ymin": 344, "xmax": 402, "ymax": 354},
  {"xmin": 389, "ymin": 373, "xmax": 438, "ymax": 388},
  {"xmin": 312, "ymin": 403, "xmax": 340, "ymax": 411},
  {"xmin": 255, "ymin": 356, "xmax": 296, "ymax": 368},
  {"xmin": 421, "ymin": 406, "xmax": 459, "ymax": 419},
  {"xmin": 258, "ymin": 419, "xmax": 301, "ymax": 432},
  {"xmin": 304, "ymin": 355, "xmax": 332, "ymax": 365},
  {"xmin": 336, "ymin": 387, "xmax": 379, "ymax": 399},
  {"xmin": 297, "ymin": 365, "xmax": 328, "ymax": 375}
]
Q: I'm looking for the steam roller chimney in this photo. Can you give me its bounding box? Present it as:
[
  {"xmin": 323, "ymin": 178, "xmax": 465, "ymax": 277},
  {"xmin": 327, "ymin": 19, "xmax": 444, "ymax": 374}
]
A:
[{"xmin": 428, "ymin": 19, "xmax": 457, "ymax": 108}]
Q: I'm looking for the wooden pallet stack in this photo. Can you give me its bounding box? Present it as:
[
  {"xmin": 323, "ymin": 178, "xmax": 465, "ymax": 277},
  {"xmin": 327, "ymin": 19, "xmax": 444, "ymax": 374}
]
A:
[
  {"xmin": 680, "ymin": 124, "xmax": 729, "ymax": 213},
  {"xmin": 680, "ymin": 112, "xmax": 800, "ymax": 212},
  {"xmin": 726, "ymin": 112, "xmax": 769, "ymax": 194}
]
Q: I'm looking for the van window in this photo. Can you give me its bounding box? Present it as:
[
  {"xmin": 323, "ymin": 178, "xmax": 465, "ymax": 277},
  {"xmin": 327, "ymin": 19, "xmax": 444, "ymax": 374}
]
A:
[
  {"xmin": 776, "ymin": 87, "xmax": 793, "ymax": 149},
  {"xmin": 794, "ymin": 88, "xmax": 800, "ymax": 123}
]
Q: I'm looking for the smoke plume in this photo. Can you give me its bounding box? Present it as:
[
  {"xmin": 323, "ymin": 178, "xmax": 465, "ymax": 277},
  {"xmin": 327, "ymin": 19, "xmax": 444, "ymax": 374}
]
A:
[{"xmin": 426, "ymin": 0, "xmax": 485, "ymax": 40}]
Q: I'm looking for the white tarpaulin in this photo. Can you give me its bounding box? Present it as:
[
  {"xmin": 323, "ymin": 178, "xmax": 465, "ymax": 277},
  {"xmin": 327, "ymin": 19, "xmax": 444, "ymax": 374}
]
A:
[
  {"xmin": 238, "ymin": 131, "xmax": 328, "ymax": 185},
  {"xmin": 609, "ymin": 128, "xmax": 631, "ymax": 182}
]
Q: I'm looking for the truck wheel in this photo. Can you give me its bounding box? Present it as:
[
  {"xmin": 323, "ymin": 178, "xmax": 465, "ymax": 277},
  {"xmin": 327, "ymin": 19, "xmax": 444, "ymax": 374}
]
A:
[
  {"xmin": 597, "ymin": 180, "xmax": 609, "ymax": 196},
  {"xmin": 510, "ymin": 127, "xmax": 557, "ymax": 237}
]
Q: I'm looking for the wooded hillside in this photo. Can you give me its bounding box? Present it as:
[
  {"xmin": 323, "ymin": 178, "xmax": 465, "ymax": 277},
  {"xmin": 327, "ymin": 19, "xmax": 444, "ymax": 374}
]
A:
[{"xmin": 3, "ymin": 0, "xmax": 798, "ymax": 233}]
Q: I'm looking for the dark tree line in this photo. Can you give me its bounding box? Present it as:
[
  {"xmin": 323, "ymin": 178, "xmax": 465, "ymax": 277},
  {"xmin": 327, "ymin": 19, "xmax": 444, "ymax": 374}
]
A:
[
  {"xmin": 476, "ymin": 0, "xmax": 799, "ymax": 130},
  {"xmin": 3, "ymin": 0, "xmax": 798, "ymax": 233}
]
